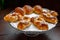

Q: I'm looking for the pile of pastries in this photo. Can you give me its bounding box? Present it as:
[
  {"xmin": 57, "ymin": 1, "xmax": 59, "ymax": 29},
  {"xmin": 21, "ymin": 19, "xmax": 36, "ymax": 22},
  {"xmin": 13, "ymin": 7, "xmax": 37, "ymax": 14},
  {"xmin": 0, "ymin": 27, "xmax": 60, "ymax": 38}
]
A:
[{"xmin": 4, "ymin": 5, "xmax": 58, "ymax": 30}]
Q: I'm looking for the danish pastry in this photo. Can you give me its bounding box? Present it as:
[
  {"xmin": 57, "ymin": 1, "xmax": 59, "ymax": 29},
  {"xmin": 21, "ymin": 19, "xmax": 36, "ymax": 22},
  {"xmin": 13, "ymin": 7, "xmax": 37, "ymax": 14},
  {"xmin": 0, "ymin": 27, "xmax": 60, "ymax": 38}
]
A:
[
  {"xmin": 15, "ymin": 7, "xmax": 25, "ymax": 16},
  {"xmin": 23, "ymin": 5, "xmax": 33, "ymax": 14},
  {"xmin": 43, "ymin": 12, "xmax": 53, "ymax": 18},
  {"xmin": 4, "ymin": 13, "xmax": 18, "ymax": 22},
  {"xmin": 33, "ymin": 5, "xmax": 43, "ymax": 14},
  {"xmin": 31, "ymin": 16, "xmax": 48, "ymax": 30},
  {"xmin": 17, "ymin": 21, "xmax": 31, "ymax": 30},
  {"xmin": 50, "ymin": 11, "xmax": 58, "ymax": 17},
  {"xmin": 34, "ymin": 21, "xmax": 48, "ymax": 30},
  {"xmin": 43, "ymin": 12, "xmax": 58, "ymax": 24}
]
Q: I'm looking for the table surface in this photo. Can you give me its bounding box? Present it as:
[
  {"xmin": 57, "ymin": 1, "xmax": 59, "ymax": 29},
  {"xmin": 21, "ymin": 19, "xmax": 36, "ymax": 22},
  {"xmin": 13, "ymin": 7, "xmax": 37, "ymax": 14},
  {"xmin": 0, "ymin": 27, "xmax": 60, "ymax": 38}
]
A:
[{"xmin": 0, "ymin": 8, "xmax": 60, "ymax": 40}]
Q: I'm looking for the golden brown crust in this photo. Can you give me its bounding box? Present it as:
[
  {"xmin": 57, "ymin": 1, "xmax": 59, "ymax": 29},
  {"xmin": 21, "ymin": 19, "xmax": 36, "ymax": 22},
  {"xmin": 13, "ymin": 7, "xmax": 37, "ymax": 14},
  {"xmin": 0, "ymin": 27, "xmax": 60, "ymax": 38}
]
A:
[
  {"xmin": 4, "ymin": 14, "xmax": 11, "ymax": 22},
  {"xmin": 31, "ymin": 16, "xmax": 48, "ymax": 30},
  {"xmin": 23, "ymin": 5, "xmax": 33, "ymax": 14},
  {"xmin": 12, "ymin": 12, "xmax": 23, "ymax": 21},
  {"xmin": 37, "ymin": 15, "xmax": 44, "ymax": 21},
  {"xmin": 33, "ymin": 21, "xmax": 48, "ymax": 30},
  {"xmin": 17, "ymin": 15, "xmax": 23, "ymax": 21},
  {"xmin": 4, "ymin": 13, "xmax": 18, "ymax": 22},
  {"xmin": 50, "ymin": 11, "xmax": 58, "ymax": 17},
  {"xmin": 43, "ymin": 14, "xmax": 58, "ymax": 24},
  {"xmin": 17, "ymin": 21, "xmax": 31, "ymax": 30},
  {"xmin": 23, "ymin": 16, "xmax": 31, "ymax": 22},
  {"xmin": 15, "ymin": 7, "xmax": 25, "ymax": 16},
  {"xmin": 33, "ymin": 5, "xmax": 43, "ymax": 14}
]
